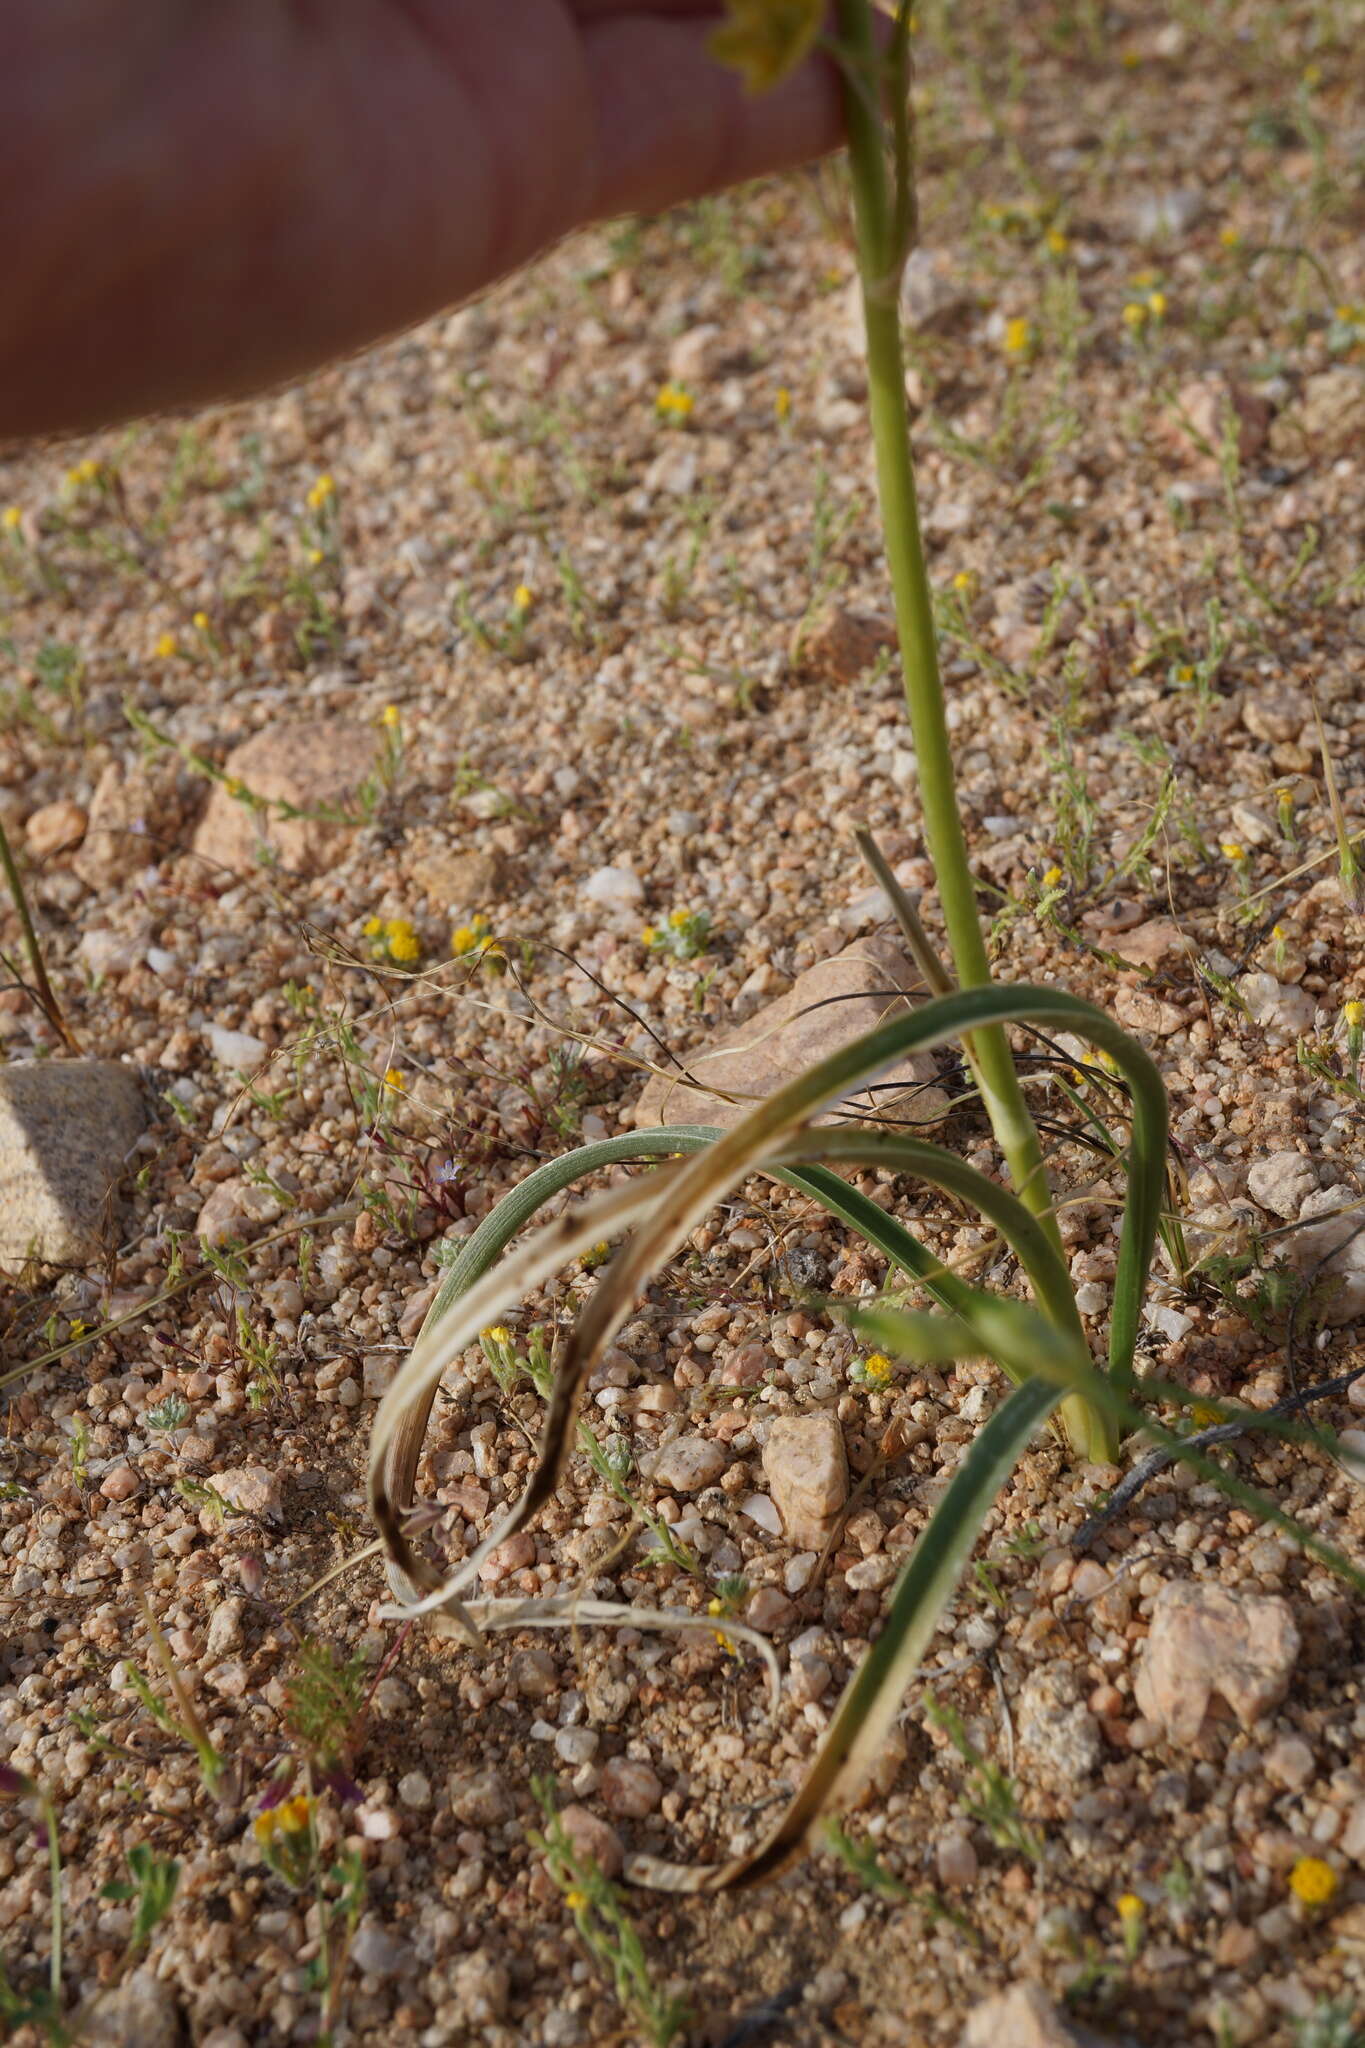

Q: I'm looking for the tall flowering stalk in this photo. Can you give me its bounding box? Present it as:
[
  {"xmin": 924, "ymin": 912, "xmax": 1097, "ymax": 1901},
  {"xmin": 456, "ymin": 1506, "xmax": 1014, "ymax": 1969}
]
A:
[{"xmin": 714, "ymin": 0, "xmax": 1109, "ymax": 1459}]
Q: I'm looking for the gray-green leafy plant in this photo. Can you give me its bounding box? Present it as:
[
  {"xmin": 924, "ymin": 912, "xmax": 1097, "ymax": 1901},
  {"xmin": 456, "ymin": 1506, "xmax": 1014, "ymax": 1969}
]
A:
[{"xmin": 365, "ymin": 0, "xmax": 1364, "ymax": 1896}]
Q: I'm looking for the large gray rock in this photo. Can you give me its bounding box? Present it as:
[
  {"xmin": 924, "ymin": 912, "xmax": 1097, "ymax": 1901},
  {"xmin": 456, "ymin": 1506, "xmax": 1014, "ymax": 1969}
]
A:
[
  {"xmin": 1282, "ymin": 1184, "xmax": 1365, "ymax": 1324},
  {"xmin": 631, "ymin": 937, "xmax": 947, "ymax": 1130},
  {"xmin": 0, "ymin": 1060, "xmax": 145, "ymax": 1268},
  {"xmin": 86, "ymin": 1969, "xmax": 183, "ymax": 2047},
  {"xmin": 191, "ymin": 721, "xmax": 380, "ymax": 877}
]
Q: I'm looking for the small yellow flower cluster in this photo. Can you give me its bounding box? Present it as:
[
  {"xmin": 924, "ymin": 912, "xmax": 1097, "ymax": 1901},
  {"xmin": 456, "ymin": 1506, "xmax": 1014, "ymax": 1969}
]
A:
[
  {"xmin": 642, "ymin": 907, "xmax": 711, "ymax": 961},
  {"xmin": 774, "ymin": 386, "xmax": 793, "ymax": 422},
  {"xmin": 363, "ymin": 915, "xmax": 422, "ymax": 966},
  {"xmin": 851, "ymin": 1351, "xmax": 893, "ymax": 1390},
  {"xmin": 192, "ymin": 610, "xmax": 210, "ymax": 633},
  {"xmin": 66, "ymin": 457, "xmax": 101, "ymax": 490},
  {"xmin": 154, "ymin": 632, "xmax": 179, "ymax": 659},
  {"xmin": 1345, "ymin": 1000, "xmax": 1365, "ymax": 1031},
  {"xmin": 253, "ymin": 1793, "xmax": 313, "ymax": 1848},
  {"xmin": 1220, "ymin": 840, "xmax": 1247, "ymax": 865},
  {"xmin": 380, "ymin": 703, "xmax": 401, "ymax": 729},
  {"xmin": 1122, "ymin": 277, "xmax": 1168, "ymax": 332},
  {"xmin": 563, "ymin": 1886, "xmax": 589, "ymax": 1913},
  {"xmin": 1041, "ymin": 864, "xmax": 1064, "ymax": 889},
  {"xmin": 1001, "ymin": 317, "xmax": 1033, "ymax": 359},
  {"xmin": 952, "ymin": 569, "xmax": 977, "ymax": 598},
  {"xmin": 655, "ymin": 383, "xmax": 695, "ymax": 424},
  {"xmin": 512, "ymin": 585, "xmax": 533, "ymax": 613},
  {"xmin": 1289, "ymin": 1855, "xmax": 1337, "ymax": 1908},
  {"xmin": 306, "ymin": 472, "xmax": 335, "ymax": 512},
  {"xmin": 1219, "ymin": 225, "xmax": 1242, "ymax": 250},
  {"xmin": 452, "ymin": 911, "xmax": 495, "ymax": 959},
  {"xmin": 1044, "ymin": 227, "xmax": 1070, "ymax": 257},
  {"xmin": 1116, "ymin": 1890, "xmax": 1144, "ymax": 1957},
  {"xmin": 483, "ymin": 1325, "xmax": 512, "ymax": 1347},
  {"xmin": 1, "ymin": 506, "xmax": 22, "ymax": 534},
  {"xmin": 383, "ymin": 1067, "xmax": 405, "ymax": 1094}
]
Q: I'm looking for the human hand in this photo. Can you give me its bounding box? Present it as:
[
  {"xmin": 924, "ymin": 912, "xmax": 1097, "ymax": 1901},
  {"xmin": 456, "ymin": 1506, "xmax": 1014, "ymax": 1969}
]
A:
[{"xmin": 1, "ymin": 2, "xmax": 842, "ymax": 434}]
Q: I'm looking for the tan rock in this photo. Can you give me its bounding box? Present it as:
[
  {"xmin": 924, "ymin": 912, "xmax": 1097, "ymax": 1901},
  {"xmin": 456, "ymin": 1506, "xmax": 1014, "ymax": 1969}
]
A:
[
  {"xmin": 73, "ymin": 759, "xmax": 194, "ymax": 889},
  {"xmin": 631, "ymin": 937, "xmax": 947, "ymax": 1130},
  {"xmin": 961, "ymin": 1982, "xmax": 1115, "ymax": 2047},
  {"xmin": 762, "ymin": 1413, "xmax": 848, "ymax": 1551},
  {"xmin": 191, "ymin": 721, "xmax": 381, "ymax": 877},
  {"xmin": 1134, "ymin": 1581, "xmax": 1300, "ymax": 1744},
  {"xmin": 797, "ymin": 604, "xmax": 898, "ymax": 685},
  {"xmin": 25, "ymin": 799, "xmax": 87, "ymax": 858},
  {"xmin": 1162, "ymin": 375, "xmax": 1271, "ymax": 468},
  {"xmin": 409, "ymin": 844, "xmax": 513, "ymax": 914},
  {"xmin": 557, "ymin": 1804, "xmax": 623, "ymax": 1879},
  {"xmin": 0, "ymin": 1059, "xmax": 146, "ymax": 1268},
  {"xmin": 1100, "ymin": 918, "xmax": 1193, "ymax": 970}
]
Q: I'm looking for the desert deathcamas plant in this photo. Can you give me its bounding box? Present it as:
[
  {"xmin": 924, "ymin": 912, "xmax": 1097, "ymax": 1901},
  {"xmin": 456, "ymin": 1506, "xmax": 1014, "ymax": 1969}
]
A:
[{"xmin": 367, "ymin": 0, "xmax": 1361, "ymax": 1891}]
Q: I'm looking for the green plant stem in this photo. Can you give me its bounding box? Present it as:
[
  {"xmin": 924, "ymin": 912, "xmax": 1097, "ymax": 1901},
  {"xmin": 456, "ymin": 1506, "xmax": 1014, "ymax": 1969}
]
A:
[
  {"xmin": 0, "ymin": 812, "xmax": 79, "ymax": 1053},
  {"xmin": 835, "ymin": 2, "xmax": 1108, "ymax": 1458},
  {"xmin": 40, "ymin": 1789, "xmax": 61, "ymax": 2010}
]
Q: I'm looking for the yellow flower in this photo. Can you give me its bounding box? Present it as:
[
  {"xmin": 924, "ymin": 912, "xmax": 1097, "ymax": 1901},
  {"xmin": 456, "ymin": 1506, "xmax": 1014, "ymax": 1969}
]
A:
[
  {"xmin": 381, "ymin": 703, "xmax": 401, "ymax": 728},
  {"xmin": 1042, "ymin": 864, "xmax": 1064, "ymax": 888},
  {"xmin": 307, "ymin": 547, "xmax": 325, "ymax": 567},
  {"xmin": 254, "ymin": 1793, "xmax": 313, "ymax": 1846},
  {"xmin": 1117, "ymin": 1892, "xmax": 1143, "ymax": 1921},
  {"xmin": 512, "ymin": 585, "xmax": 533, "ymax": 612},
  {"xmin": 952, "ymin": 570, "xmax": 977, "ymax": 596},
  {"xmin": 192, "ymin": 610, "xmax": 210, "ymax": 632},
  {"xmin": 709, "ymin": 0, "xmax": 823, "ymax": 92},
  {"xmin": 483, "ymin": 1326, "xmax": 511, "ymax": 1347},
  {"xmin": 384, "ymin": 919, "xmax": 421, "ymax": 964},
  {"xmin": 1176, "ymin": 664, "xmax": 1194, "ymax": 683},
  {"xmin": 68, "ymin": 1319, "xmax": 88, "ymax": 1340},
  {"xmin": 224, "ymin": 777, "xmax": 246, "ymax": 801},
  {"xmin": 452, "ymin": 913, "xmax": 493, "ymax": 959},
  {"xmin": 1219, "ymin": 226, "xmax": 1242, "ymax": 249},
  {"xmin": 640, "ymin": 925, "xmax": 657, "ymax": 947},
  {"xmin": 775, "ymin": 386, "xmax": 792, "ymax": 421},
  {"xmin": 362, "ymin": 915, "xmax": 383, "ymax": 937},
  {"xmin": 1289, "ymin": 1856, "xmax": 1337, "ymax": 1908},
  {"xmin": 1302, "ymin": 62, "xmax": 1321, "ymax": 86},
  {"xmin": 384, "ymin": 1067, "xmax": 405, "ymax": 1093},
  {"xmin": 154, "ymin": 632, "xmax": 178, "ymax": 659},
  {"xmin": 1147, "ymin": 290, "xmax": 1168, "ymax": 318},
  {"xmin": 1345, "ymin": 1001, "xmax": 1365, "ymax": 1030},
  {"xmin": 306, "ymin": 472, "xmax": 335, "ymax": 512},
  {"xmin": 655, "ymin": 383, "xmax": 695, "ymax": 421},
  {"xmin": 1045, "ymin": 227, "xmax": 1070, "ymax": 255},
  {"xmin": 1122, "ymin": 301, "xmax": 1148, "ymax": 330},
  {"xmin": 1002, "ymin": 317, "xmax": 1032, "ymax": 357},
  {"xmin": 564, "ymin": 1887, "xmax": 589, "ymax": 1912},
  {"xmin": 66, "ymin": 457, "xmax": 101, "ymax": 489},
  {"xmin": 862, "ymin": 1352, "xmax": 893, "ymax": 1385},
  {"xmin": 1, "ymin": 506, "xmax": 22, "ymax": 532},
  {"xmin": 1220, "ymin": 841, "xmax": 1247, "ymax": 864}
]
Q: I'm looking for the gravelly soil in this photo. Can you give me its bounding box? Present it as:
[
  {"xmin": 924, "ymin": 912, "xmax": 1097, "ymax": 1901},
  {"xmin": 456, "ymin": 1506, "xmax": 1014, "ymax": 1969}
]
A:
[{"xmin": 2, "ymin": 5, "xmax": 1364, "ymax": 2044}]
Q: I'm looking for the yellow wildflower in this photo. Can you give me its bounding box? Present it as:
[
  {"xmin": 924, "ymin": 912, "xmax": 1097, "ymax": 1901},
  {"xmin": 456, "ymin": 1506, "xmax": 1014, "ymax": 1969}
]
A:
[
  {"xmin": 381, "ymin": 703, "xmax": 401, "ymax": 728},
  {"xmin": 1220, "ymin": 841, "xmax": 1247, "ymax": 864},
  {"xmin": 68, "ymin": 1319, "xmax": 88, "ymax": 1340},
  {"xmin": 307, "ymin": 547, "xmax": 324, "ymax": 567},
  {"xmin": 512, "ymin": 584, "xmax": 533, "ymax": 612},
  {"xmin": 1122, "ymin": 301, "xmax": 1148, "ymax": 331},
  {"xmin": 1045, "ymin": 227, "xmax": 1070, "ymax": 256},
  {"xmin": 384, "ymin": 919, "xmax": 421, "ymax": 965},
  {"xmin": 1302, "ymin": 62, "xmax": 1321, "ymax": 87},
  {"xmin": 655, "ymin": 382, "xmax": 695, "ymax": 422},
  {"xmin": 66, "ymin": 457, "xmax": 101, "ymax": 489},
  {"xmin": 862, "ymin": 1353, "xmax": 893, "ymax": 1386},
  {"xmin": 1, "ymin": 506, "xmax": 22, "ymax": 532},
  {"xmin": 1042, "ymin": 864, "xmax": 1064, "ymax": 888},
  {"xmin": 452, "ymin": 913, "xmax": 493, "ymax": 959},
  {"xmin": 192, "ymin": 610, "xmax": 210, "ymax": 632},
  {"xmin": 306, "ymin": 472, "xmax": 335, "ymax": 512},
  {"xmin": 254, "ymin": 1793, "xmax": 313, "ymax": 1846},
  {"xmin": 640, "ymin": 925, "xmax": 657, "ymax": 948},
  {"xmin": 1002, "ymin": 316, "xmax": 1032, "ymax": 357},
  {"xmin": 775, "ymin": 386, "xmax": 792, "ymax": 421},
  {"xmin": 1289, "ymin": 1856, "xmax": 1337, "ymax": 1908},
  {"xmin": 1219, "ymin": 226, "xmax": 1242, "ymax": 249},
  {"xmin": 709, "ymin": 0, "xmax": 823, "ymax": 93},
  {"xmin": 483, "ymin": 1326, "xmax": 511, "ymax": 1347},
  {"xmin": 362, "ymin": 915, "xmax": 383, "ymax": 937},
  {"xmin": 224, "ymin": 778, "xmax": 246, "ymax": 801},
  {"xmin": 384, "ymin": 1067, "xmax": 405, "ymax": 1093},
  {"xmin": 1117, "ymin": 1892, "xmax": 1143, "ymax": 1921},
  {"xmin": 1346, "ymin": 1001, "xmax": 1365, "ymax": 1030},
  {"xmin": 564, "ymin": 1887, "xmax": 589, "ymax": 1912},
  {"xmin": 952, "ymin": 570, "xmax": 977, "ymax": 596},
  {"xmin": 1176, "ymin": 664, "xmax": 1194, "ymax": 683},
  {"xmin": 154, "ymin": 632, "xmax": 178, "ymax": 659},
  {"xmin": 1147, "ymin": 290, "xmax": 1168, "ymax": 318}
]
